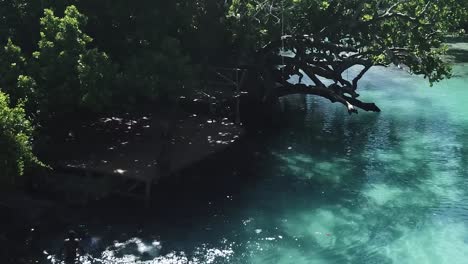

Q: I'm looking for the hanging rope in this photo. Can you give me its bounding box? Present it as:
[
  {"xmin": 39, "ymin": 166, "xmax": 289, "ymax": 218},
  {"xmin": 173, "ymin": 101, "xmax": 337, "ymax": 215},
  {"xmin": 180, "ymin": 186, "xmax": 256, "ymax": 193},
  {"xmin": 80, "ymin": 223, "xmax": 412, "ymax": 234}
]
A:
[{"xmin": 281, "ymin": 0, "xmax": 285, "ymax": 82}]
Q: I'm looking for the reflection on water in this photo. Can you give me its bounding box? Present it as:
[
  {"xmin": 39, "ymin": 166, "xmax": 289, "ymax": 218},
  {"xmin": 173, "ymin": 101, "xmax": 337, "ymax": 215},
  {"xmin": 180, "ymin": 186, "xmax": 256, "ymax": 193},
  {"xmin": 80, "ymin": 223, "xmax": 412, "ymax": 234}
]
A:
[{"xmin": 40, "ymin": 61, "xmax": 468, "ymax": 263}]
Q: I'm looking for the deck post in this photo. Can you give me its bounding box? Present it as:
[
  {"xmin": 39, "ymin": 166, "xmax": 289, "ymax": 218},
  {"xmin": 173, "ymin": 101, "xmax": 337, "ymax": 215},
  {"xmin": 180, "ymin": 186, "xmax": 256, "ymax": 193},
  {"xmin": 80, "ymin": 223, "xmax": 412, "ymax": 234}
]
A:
[
  {"xmin": 235, "ymin": 69, "xmax": 241, "ymax": 125},
  {"xmin": 145, "ymin": 179, "xmax": 152, "ymax": 207}
]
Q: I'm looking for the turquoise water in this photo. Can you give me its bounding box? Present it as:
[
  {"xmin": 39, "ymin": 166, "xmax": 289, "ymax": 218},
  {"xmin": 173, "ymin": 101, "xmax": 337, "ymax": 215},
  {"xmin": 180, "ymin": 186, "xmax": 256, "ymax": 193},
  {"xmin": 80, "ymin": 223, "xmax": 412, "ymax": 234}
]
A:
[{"xmin": 42, "ymin": 56, "xmax": 468, "ymax": 263}]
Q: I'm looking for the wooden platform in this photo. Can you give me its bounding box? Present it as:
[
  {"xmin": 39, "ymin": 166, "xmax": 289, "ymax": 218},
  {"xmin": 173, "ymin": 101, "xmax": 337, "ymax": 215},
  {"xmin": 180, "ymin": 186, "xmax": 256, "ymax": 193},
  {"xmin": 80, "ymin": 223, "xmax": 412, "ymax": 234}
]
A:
[{"xmin": 37, "ymin": 111, "xmax": 243, "ymax": 205}]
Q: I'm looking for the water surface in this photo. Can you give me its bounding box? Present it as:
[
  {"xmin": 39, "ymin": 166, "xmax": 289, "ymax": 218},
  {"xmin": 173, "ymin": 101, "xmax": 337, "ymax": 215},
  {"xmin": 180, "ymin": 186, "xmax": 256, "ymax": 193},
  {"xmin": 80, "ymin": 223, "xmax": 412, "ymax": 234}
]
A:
[{"xmin": 42, "ymin": 51, "xmax": 468, "ymax": 264}]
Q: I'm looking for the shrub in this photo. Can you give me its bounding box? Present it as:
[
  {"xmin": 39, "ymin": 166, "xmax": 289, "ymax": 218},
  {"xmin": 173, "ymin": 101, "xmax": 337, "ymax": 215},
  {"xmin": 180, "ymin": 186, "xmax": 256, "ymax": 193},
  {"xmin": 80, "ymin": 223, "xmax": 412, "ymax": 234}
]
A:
[
  {"xmin": 0, "ymin": 91, "xmax": 40, "ymax": 187},
  {"xmin": 0, "ymin": 39, "xmax": 31, "ymax": 106}
]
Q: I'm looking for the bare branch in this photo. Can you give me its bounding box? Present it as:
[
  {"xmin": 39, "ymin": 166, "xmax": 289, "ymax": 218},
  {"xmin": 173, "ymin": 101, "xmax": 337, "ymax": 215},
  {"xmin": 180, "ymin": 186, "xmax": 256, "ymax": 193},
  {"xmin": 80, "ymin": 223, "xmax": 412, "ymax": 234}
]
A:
[
  {"xmin": 277, "ymin": 83, "xmax": 381, "ymax": 113},
  {"xmin": 352, "ymin": 64, "xmax": 371, "ymax": 90}
]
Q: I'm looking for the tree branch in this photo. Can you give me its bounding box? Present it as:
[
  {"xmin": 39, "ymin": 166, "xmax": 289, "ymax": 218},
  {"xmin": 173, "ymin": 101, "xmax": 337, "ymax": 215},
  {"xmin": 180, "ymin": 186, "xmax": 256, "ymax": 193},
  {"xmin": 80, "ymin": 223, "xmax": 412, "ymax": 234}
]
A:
[{"xmin": 277, "ymin": 83, "xmax": 381, "ymax": 113}]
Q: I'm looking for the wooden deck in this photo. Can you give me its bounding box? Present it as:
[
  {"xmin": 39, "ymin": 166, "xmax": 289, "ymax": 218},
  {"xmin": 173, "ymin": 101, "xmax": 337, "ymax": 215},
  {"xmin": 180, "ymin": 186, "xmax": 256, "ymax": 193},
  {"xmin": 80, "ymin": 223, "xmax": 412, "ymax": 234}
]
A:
[
  {"xmin": 37, "ymin": 111, "xmax": 243, "ymax": 205},
  {"xmin": 35, "ymin": 67, "xmax": 247, "ymax": 205}
]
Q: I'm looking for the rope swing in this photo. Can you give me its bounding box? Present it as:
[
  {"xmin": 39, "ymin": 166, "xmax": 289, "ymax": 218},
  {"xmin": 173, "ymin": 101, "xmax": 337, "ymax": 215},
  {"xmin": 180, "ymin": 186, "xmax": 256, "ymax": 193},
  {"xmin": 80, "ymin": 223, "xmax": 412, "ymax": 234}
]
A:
[
  {"xmin": 281, "ymin": 0, "xmax": 285, "ymax": 83},
  {"xmin": 281, "ymin": 0, "xmax": 285, "ymax": 65}
]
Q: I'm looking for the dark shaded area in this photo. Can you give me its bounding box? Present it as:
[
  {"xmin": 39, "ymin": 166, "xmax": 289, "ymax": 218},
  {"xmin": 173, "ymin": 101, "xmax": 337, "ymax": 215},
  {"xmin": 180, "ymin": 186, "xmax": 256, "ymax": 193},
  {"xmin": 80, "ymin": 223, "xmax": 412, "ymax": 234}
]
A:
[
  {"xmin": 445, "ymin": 48, "xmax": 468, "ymax": 63},
  {"xmin": 1, "ymin": 0, "xmax": 468, "ymax": 262},
  {"xmin": 4, "ymin": 86, "xmax": 468, "ymax": 262}
]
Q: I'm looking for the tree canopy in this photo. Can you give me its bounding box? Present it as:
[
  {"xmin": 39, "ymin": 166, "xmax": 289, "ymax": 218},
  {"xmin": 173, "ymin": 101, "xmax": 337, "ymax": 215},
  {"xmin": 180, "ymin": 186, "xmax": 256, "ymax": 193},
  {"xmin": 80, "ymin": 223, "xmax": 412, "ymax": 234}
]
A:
[
  {"xmin": 0, "ymin": 0, "xmax": 467, "ymax": 182},
  {"xmin": 1, "ymin": 0, "xmax": 466, "ymax": 115},
  {"xmin": 227, "ymin": 0, "xmax": 468, "ymax": 112}
]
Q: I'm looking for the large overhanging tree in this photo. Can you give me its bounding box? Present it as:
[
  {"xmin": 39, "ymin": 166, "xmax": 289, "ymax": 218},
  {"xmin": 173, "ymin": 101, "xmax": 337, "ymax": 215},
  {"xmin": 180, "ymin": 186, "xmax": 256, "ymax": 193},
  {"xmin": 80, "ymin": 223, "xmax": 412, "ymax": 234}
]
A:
[{"xmin": 227, "ymin": 0, "xmax": 467, "ymax": 113}]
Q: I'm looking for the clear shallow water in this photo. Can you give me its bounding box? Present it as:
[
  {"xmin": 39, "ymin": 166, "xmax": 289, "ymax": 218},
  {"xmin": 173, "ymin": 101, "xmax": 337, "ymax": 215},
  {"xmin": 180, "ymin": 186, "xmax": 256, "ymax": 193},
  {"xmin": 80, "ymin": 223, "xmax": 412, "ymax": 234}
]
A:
[{"xmin": 41, "ymin": 60, "xmax": 468, "ymax": 263}]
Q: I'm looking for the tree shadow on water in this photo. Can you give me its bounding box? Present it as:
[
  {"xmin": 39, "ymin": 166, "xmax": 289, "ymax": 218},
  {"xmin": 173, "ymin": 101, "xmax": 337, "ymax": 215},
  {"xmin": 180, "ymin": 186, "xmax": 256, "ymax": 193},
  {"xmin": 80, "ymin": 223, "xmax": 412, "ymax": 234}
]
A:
[
  {"xmin": 35, "ymin": 90, "xmax": 468, "ymax": 263},
  {"xmin": 236, "ymin": 96, "xmax": 468, "ymax": 263},
  {"xmin": 446, "ymin": 48, "xmax": 468, "ymax": 64}
]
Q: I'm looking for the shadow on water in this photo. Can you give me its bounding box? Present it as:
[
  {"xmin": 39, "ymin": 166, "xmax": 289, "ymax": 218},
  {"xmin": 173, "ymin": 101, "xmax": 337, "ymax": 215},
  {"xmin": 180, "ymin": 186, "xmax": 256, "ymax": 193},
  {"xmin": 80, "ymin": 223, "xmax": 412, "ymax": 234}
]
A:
[
  {"xmin": 446, "ymin": 49, "xmax": 468, "ymax": 63},
  {"xmin": 23, "ymin": 132, "xmax": 265, "ymax": 263},
  {"xmin": 239, "ymin": 93, "xmax": 468, "ymax": 263},
  {"xmin": 19, "ymin": 58, "xmax": 468, "ymax": 264},
  {"xmin": 445, "ymin": 42, "xmax": 468, "ymax": 66}
]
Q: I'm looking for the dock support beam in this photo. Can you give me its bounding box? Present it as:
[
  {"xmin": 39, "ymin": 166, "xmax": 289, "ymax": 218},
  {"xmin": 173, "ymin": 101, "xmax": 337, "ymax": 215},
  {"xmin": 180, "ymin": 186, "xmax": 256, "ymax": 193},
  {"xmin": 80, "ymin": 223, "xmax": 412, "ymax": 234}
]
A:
[{"xmin": 145, "ymin": 179, "xmax": 152, "ymax": 208}]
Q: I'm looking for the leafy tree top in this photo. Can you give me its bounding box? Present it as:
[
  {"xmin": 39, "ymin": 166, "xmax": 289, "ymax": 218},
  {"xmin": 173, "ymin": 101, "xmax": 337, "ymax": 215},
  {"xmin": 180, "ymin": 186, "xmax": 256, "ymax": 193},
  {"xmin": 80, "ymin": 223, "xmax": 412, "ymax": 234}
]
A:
[{"xmin": 227, "ymin": 0, "xmax": 468, "ymax": 112}]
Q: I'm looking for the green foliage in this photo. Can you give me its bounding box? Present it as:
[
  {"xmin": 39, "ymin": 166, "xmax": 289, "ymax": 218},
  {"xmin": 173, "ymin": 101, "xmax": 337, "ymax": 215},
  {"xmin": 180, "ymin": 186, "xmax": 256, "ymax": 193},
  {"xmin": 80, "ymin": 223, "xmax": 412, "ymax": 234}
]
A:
[
  {"xmin": 0, "ymin": 0, "xmax": 43, "ymax": 50},
  {"xmin": 227, "ymin": 0, "xmax": 468, "ymax": 83},
  {"xmin": 23, "ymin": 4, "xmax": 197, "ymax": 114},
  {"xmin": 157, "ymin": 37, "xmax": 196, "ymax": 93},
  {"xmin": 123, "ymin": 36, "xmax": 195, "ymax": 99},
  {"xmin": 0, "ymin": 39, "xmax": 31, "ymax": 105},
  {"xmin": 0, "ymin": 0, "xmax": 466, "ymax": 186},
  {"xmin": 0, "ymin": 91, "xmax": 40, "ymax": 186},
  {"xmin": 32, "ymin": 5, "xmax": 94, "ymax": 113},
  {"xmin": 1, "ymin": 0, "xmax": 467, "ymax": 115},
  {"xmin": 75, "ymin": 1, "xmax": 199, "ymax": 103},
  {"xmin": 77, "ymin": 49, "xmax": 117, "ymax": 111}
]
